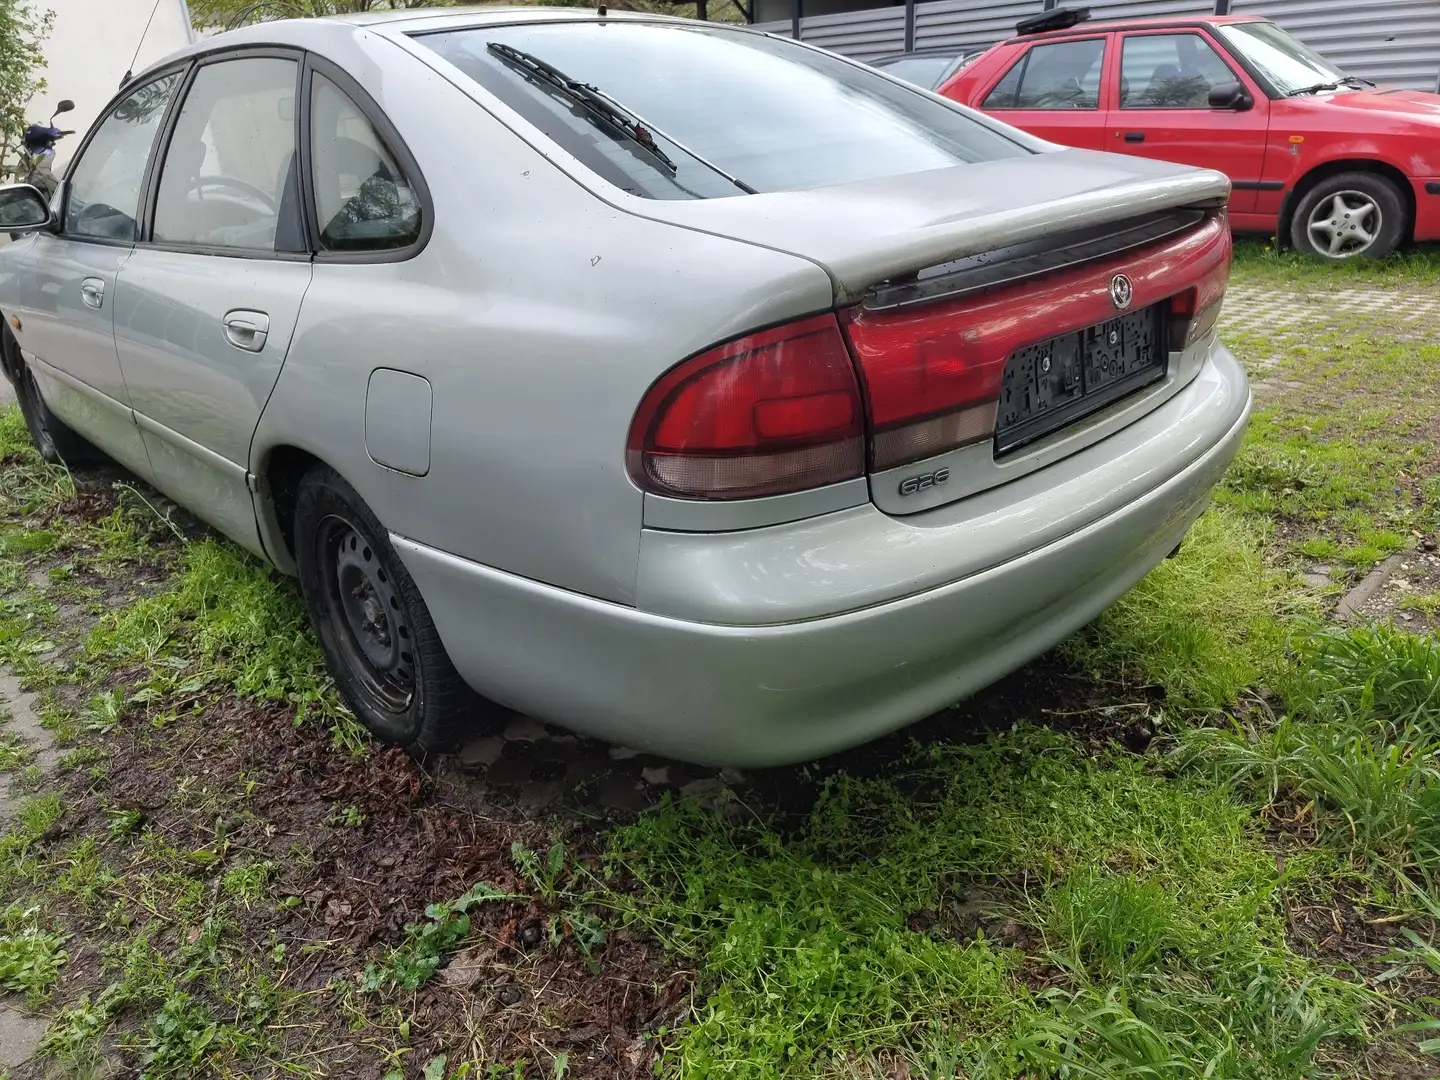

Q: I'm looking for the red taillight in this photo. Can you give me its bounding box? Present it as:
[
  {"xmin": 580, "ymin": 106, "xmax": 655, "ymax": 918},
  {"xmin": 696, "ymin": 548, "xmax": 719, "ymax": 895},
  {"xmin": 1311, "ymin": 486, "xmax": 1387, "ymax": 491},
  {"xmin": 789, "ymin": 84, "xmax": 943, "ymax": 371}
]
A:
[
  {"xmin": 845, "ymin": 214, "xmax": 1233, "ymax": 472},
  {"xmin": 1169, "ymin": 253, "xmax": 1229, "ymax": 349},
  {"xmin": 841, "ymin": 309, "xmax": 1007, "ymax": 471},
  {"xmin": 627, "ymin": 314, "xmax": 865, "ymax": 500}
]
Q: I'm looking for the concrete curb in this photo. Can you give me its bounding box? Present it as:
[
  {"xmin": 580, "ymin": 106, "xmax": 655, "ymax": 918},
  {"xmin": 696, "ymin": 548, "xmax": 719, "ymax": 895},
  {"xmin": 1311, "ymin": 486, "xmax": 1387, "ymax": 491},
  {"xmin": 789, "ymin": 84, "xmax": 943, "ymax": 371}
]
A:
[{"xmin": 1334, "ymin": 553, "xmax": 1407, "ymax": 621}]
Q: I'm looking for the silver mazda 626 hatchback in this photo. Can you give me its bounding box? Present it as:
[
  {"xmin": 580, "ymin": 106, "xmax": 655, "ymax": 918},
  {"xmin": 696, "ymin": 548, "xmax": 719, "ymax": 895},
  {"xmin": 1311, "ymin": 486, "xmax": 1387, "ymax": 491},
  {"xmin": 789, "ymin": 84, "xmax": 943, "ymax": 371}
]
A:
[{"xmin": 0, "ymin": 7, "xmax": 1249, "ymax": 766}]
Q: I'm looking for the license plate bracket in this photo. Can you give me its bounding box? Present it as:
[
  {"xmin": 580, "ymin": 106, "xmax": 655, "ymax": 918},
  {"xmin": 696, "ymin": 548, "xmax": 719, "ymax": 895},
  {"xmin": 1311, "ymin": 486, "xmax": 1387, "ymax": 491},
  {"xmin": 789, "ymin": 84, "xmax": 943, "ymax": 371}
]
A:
[{"xmin": 994, "ymin": 305, "xmax": 1167, "ymax": 456}]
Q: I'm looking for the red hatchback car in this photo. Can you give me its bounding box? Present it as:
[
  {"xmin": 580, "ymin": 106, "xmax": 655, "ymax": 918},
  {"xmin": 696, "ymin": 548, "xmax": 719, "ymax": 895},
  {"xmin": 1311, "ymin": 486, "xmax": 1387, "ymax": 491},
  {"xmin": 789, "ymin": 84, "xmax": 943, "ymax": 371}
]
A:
[{"xmin": 942, "ymin": 9, "xmax": 1440, "ymax": 260}]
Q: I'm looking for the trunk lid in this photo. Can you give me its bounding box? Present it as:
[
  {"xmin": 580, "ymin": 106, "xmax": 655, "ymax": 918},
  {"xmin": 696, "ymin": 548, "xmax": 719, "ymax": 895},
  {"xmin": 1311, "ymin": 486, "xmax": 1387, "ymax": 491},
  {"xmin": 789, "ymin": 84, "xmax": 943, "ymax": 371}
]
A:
[{"xmin": 614, "ymin": 148, "xmax": 1230, "ymax": 303}]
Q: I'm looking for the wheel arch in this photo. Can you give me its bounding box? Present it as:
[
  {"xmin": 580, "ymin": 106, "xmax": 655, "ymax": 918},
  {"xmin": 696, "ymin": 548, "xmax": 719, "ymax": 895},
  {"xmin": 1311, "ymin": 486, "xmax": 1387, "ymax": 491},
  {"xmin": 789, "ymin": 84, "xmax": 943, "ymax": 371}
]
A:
[
  {"xmin": 253, "ymin": 442, "xmax": 324, "ymax": 576},
  {"xmin": 1279, "ymin": 158, "xmax": 1415, "ymax": 247}
]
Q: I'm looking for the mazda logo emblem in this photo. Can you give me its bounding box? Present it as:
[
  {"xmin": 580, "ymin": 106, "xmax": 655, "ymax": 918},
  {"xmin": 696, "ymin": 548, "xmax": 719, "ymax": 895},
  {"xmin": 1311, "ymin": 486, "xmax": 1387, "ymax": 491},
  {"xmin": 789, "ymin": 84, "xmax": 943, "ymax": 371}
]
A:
[{"xmin": 1110, "ymin": 273, "xmax": 1134, "ymax": 311}]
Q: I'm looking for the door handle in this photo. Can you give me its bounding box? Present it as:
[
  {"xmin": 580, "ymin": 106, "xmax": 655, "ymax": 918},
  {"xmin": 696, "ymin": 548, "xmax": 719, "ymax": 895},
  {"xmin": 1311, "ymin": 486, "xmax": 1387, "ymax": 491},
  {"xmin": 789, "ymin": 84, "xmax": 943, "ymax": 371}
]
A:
[
  {"xmin": 80, "ymin": 278, "xmax": 104, "ymax": 309},
  {"xmin": 222, "ymin": 310, "xmax": 270, "ymax": 353},
  {"xmin": 1123, "ymin": 131, "xmax": 1146, "ymax": 143}
]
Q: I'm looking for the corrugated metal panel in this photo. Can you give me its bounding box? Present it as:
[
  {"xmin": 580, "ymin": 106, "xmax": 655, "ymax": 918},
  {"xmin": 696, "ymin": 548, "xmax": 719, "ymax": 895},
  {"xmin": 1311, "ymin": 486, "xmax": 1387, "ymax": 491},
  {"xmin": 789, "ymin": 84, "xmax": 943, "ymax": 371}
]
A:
[
  {"xmin": 1086, "ymin": 0, "xmax": 1211, "ymax": 19},
  {"xmin": 1231, "ymin": 0, "xmax": 1440, "ymax": 91},
  {"xmin": 799, "ymin": 5, "xmax": 908, "ymax": 58},
  {"xmin": 912, "ymin": 0, "xmax": 1038, "ymax": 53},
  {"xmin": 758, "ymin": 0, "xmax": 1440, "ymax": 90}
]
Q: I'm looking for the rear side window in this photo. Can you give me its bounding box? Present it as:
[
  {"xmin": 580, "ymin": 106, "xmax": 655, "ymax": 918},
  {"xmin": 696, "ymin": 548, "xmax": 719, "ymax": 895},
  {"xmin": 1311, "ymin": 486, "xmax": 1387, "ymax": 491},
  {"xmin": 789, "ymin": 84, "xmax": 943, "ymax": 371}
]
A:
[
  {"xmin": 309, "ymin": 73, "xmax": 423, "ymax": 252},
  {"xmin": 983, "ymin": 39, "xmax": 1106, "ymax": 110},
  {"xmin": 418, "ymin": 22, "xmax": 1026, "ymax": 200}
]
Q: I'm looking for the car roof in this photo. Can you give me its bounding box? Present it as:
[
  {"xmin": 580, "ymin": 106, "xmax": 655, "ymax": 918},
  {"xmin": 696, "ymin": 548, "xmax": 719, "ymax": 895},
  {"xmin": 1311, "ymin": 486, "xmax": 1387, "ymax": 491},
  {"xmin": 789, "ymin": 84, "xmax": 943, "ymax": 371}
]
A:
[
  {"xmin": 1003, "ymin": 12, "xmax": 1263, "ymax": 41},
  {"xmin": 149, "ymin": 5, "xmax": 699, "ymax": 74}
]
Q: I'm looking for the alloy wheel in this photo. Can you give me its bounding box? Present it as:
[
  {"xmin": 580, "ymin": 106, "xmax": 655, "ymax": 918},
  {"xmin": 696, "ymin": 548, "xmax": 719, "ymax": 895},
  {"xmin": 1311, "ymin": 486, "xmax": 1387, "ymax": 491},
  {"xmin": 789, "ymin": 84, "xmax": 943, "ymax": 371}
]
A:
[{"xmin": 1307, "ymin": 190, "xmax": 1381, "ymax": 258}]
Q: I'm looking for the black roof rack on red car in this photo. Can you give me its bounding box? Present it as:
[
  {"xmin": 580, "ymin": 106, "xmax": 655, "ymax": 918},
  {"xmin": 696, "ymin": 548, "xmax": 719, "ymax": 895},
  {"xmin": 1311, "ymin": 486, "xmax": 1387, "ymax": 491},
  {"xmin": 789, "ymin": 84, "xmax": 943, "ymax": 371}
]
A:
[{"xmin": 1015, "ymin": 6, "xmax": 1090, "ymax": 35}]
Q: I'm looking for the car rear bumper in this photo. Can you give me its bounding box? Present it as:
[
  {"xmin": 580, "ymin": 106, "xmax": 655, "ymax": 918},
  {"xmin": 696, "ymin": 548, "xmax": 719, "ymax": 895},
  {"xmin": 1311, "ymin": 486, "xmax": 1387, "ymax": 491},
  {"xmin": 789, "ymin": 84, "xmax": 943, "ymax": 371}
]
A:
[{"xmin": 394, "ymin": 343, "xmax": 1251, "ymax": 766}]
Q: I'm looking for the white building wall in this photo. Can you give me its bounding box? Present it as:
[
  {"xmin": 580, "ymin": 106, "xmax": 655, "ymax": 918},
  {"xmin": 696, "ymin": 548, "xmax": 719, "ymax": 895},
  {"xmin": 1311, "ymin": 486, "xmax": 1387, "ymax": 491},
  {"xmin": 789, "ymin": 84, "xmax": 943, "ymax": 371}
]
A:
[{"xmin": 27, "ymin": 0, "xmax": 196, "ymax": 168}]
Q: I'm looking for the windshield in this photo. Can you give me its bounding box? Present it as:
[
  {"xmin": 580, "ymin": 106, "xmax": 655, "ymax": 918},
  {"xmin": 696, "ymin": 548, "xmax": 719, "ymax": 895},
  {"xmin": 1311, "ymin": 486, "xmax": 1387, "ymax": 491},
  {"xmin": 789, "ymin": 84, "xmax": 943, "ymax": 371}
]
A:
[
  {"xmin": 1217, "ymin": 21, "xmax": 1349, "ymax": 95},
  {"xmin": 874, "ymin": 54, "xmax": 958, "ymax": 89},
  {"xmin": 418, "ymin": 22, "xmax": 1027, "ymax": 200}
]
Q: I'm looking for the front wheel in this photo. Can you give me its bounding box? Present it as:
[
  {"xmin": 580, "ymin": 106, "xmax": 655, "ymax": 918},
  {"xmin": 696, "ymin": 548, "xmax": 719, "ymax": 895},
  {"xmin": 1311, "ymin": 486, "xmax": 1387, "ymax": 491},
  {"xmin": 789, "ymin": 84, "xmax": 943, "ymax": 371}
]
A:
[
  {"xmin": 293, "ymin": 464, "xmax": 477, "ymax": 759},
  {"xmin": 12, "ymin": 355, "xmax": 96, "ymax": 466},
  {"xmin": 1289, "ymin": 172, "xmax": 1407, "ymax": 262}
]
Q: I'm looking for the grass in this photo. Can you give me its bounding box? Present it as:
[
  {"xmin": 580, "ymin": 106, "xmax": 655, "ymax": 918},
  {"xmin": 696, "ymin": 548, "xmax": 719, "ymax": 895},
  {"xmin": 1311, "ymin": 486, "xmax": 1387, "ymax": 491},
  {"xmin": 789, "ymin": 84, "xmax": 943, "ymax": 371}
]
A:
[
  {"xmin": 605, "ymin": 729, "xmax": 1365, "ymax": 1079},
  {"xmin": 0, "ymin": 250, "xmax": 1435, "ymax": 1076}
]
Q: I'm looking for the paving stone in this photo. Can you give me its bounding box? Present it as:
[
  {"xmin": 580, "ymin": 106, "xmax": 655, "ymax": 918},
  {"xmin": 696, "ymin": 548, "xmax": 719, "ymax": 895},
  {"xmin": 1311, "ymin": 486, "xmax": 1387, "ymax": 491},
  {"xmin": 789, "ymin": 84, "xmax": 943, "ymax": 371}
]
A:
[
  {"xmin": 679, "ymin": 777, "xmax": 725, "ymax": 799},
  {"xmin": 458, "ymin": 736, "xmax": 505, "ymax": 768},
  {"xmin": 640, "ymin": 765, "xmax": 670, "ymax": 786},
  {"xmin": 517, "ymin": 780, "xmax": 566, "ymax": 809},
  {"xmin": 608, "ymin": 745, "xmax": 641, "ymax": 760},
  {"xmin": 501, "ymin": 715, "xmax": 548, "ymax": 742},
  {"xmin": 563, "ymin": 745, "xmax": 610, "ymax": 785},
  {"xmin": 597, "ymin": 775, "xmax": 651, "ymax": 813},
  {"xmin": 0, "ymin": 1003, "xmax": 47, "ymax": 1067}
]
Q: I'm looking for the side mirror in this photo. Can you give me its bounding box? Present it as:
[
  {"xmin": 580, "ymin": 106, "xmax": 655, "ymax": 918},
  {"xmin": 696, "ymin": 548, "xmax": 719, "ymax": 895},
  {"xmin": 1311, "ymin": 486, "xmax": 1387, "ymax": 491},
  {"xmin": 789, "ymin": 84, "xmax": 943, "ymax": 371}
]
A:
[
  {"xmin": 0, "ymin": 184, "xmax": 54, "ymax": 233},
  {"xmin": 54, "ymin": 99, "xmax": 74, "ymax": 114},
  {"xmin": 1207, "ymin": 81, "xmax": 1253, "ymax": 110}
]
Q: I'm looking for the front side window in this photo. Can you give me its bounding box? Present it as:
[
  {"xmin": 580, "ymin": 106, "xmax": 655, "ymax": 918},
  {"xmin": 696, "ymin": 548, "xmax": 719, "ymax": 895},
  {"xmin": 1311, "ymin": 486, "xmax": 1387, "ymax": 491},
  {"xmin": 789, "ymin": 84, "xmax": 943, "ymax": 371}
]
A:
[
  {"xmin": 64, "ymin": 73, "xmax": 181, "ymax": 241},
  {"xmin": 309, "ymin": 73, "xmax": 423, "ymax": 252},
  {"xmin": 983, "ymin": 39, "xmax": 1106, "ymax": 110},
  {"xmin": 153, "ymin": 57, "xmax": 301, "ymax": 253},
  {"xmin": 1120, "ymin": 33, "xmax": 1238, "ymax": 108},
  {"xmin": 419, "ymin": 22, "xmax": 1027, "ymax": 201},
  {"xmin": 1217, "ymin": 21, "xmax": 1349, "ymax": 96}
]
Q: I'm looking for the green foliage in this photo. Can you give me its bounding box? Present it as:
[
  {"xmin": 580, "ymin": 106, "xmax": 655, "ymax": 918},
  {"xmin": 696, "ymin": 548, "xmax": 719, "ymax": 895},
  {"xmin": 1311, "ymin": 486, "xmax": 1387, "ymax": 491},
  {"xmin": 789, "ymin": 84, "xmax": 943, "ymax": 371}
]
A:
[
  {"xmin": 604, "ymin": 729, "xmax": 1355, "ymax": 1078},
  {"xmin": 1065, "ymin": 508, "xmax": 1291, "ymax": 708},
  {"xmin": 512, "ymin": 840, "xmax": 567, "ymax": 905},
  {"xmin": 0, "ymin": 0, "xmax": 54, "ymax": 168},
  {"xmin": 362, "ymin": 882, "xmax": 523, "ymax": 993},
  {"xmin": 0, "ymin": 917, "xmax": 67, "ymax": 1002}
]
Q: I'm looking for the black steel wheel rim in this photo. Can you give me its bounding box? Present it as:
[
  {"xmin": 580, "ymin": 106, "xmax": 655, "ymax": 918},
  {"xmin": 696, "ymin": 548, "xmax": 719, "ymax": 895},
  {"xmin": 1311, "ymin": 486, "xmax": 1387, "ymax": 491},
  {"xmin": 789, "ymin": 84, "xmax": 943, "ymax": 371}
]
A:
[{"xmin": 315, "ymin": 514, "xmax": 415, "ymax": 715}]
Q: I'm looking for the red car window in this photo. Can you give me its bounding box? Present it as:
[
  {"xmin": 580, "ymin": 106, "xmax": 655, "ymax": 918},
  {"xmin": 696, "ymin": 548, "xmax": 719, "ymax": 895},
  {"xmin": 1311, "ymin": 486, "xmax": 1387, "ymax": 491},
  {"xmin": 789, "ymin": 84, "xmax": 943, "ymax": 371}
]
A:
[
  {"xmin": 982, "ymin": 38, "xmax": 1106, "ymax": 110},
  {"xmin": 1119, "ymin": 33, "xmax": 1240, "ymax": 109}
]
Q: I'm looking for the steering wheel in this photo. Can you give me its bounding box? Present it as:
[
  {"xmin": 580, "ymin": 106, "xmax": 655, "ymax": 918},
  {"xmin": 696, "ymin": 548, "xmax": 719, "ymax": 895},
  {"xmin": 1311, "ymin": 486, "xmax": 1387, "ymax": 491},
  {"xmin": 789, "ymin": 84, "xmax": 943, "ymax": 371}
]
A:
[{"xmin": 191, "ymin": 176, "xmax": 277, "ymax": 212}]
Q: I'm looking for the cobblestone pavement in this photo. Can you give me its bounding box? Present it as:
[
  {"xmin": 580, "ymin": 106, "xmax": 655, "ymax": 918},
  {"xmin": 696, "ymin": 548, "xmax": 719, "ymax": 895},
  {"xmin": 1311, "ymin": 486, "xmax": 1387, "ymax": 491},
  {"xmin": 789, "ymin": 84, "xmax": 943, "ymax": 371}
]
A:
[{"xmin": 1222, "ymin": 281, "xmax": 1440, "ymax": 339}]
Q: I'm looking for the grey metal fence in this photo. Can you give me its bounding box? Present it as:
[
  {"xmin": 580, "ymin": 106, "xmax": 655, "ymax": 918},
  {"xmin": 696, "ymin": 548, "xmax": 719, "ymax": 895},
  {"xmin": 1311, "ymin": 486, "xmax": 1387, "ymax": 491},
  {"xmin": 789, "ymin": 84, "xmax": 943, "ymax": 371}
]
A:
[{"xmin": 754, "ymin": 0, "xmax": 1440, "ymax": 90}]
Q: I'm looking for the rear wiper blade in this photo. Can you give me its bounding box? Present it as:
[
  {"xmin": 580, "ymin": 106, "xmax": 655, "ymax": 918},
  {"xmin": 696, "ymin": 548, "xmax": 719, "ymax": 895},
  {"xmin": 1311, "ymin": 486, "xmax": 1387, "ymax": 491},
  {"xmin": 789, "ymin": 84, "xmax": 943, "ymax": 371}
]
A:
[
  {"xmin": 1288, "ymin": 81, "xmax": 1339, "ymax": 96},
  {"xmin": 486, "ymin": 42, "xmax": 756, "ymax": 195}
]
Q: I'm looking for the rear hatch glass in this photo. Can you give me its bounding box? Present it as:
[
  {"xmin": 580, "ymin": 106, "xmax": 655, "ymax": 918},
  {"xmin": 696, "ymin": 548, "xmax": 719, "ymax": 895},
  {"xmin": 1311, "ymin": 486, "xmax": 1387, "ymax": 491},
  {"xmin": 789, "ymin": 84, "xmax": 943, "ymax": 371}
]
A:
[{"xmin": 415, "ymin": 21, "xmax": 1028, "ymax": 200}]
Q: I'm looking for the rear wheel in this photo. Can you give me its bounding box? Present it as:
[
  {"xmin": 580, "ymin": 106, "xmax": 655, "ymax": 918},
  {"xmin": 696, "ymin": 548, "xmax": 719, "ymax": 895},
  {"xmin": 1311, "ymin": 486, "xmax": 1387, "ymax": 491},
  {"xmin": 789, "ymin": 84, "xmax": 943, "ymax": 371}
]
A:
[
  {"xmin": 293, "ymin": 463, "xmax": 476, "ymax": 759},
  {"xmin": 1289, "ymin": 172, "xmax": 1407, "ymax": 262}
]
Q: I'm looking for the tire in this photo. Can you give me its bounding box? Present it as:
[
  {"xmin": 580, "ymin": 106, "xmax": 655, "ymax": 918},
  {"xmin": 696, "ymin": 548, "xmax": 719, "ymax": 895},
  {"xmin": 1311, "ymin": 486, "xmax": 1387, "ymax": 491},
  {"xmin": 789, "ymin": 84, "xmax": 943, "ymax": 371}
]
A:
[
  {"xmin": 1289, "ymin": 171, "xmax": 1407, "ymax": 262},
  {"xmin": 293, "ymin": 463, "xmax": 475, "ymax": 759},
  {"xmin": 6, "ymin": 333, "xmax": 97, "ymax": 466}
]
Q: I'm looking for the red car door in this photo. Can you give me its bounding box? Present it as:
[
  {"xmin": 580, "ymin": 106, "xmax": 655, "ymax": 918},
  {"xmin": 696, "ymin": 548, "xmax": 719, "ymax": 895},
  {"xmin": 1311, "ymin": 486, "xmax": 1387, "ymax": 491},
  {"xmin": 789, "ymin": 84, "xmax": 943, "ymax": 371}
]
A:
[
  {"xmin": 975, "ymin": 35, "xmax": 1110, "ymax": 150},
  {"xmin": 1105, "ymin": 29, "xmax": 1270, "ymax": 212}
]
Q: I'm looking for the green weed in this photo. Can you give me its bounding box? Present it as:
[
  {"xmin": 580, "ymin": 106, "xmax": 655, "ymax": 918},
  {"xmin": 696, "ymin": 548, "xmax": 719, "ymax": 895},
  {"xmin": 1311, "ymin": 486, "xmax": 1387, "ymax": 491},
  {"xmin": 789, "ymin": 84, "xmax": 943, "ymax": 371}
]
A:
[
  {"xmin": 362, "ymin": 882, "xmax": 524, "ymax": 993},
  {"xmin": 1066, "ymin": 508, "xmax": 1290, "ymax": 708}
]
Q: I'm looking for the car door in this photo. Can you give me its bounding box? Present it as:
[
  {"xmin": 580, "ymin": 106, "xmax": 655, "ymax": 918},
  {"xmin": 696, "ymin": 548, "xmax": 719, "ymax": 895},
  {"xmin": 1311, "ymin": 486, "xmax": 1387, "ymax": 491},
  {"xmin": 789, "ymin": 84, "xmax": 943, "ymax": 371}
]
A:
[
  {"xmin": 977, "ymin": 36, "xmax": 1109, "ymax": 150},
  {"xmin": 12, "ymin": 71, "xmax": 184, "ymax": 478},
  {"xmin": 111, "ymin": 51, "xmax": 313, "ymax": 554},
  {"xmin": 1107, "ymin": 30, "xmax": 1269, "ymax": 213}
]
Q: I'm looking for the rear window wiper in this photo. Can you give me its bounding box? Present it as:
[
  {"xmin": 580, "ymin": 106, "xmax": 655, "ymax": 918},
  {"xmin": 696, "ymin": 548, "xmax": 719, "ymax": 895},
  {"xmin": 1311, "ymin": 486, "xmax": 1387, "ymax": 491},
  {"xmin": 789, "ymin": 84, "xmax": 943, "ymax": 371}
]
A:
[
  {"xmin": 486, "ymin": 42, "xmax": 756, "ymax": 195},
  {"xmin": 1288, "ymin": 80, "xmax": 1339, "ymax": 96}
]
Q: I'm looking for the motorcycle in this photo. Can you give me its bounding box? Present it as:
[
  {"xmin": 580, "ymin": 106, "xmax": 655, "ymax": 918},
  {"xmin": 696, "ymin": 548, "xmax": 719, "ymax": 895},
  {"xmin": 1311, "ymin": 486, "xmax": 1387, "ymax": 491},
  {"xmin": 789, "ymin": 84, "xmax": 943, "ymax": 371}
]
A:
[{"xmin": 18, "ymin": 99, "xmax": 76, "ymax": 200}]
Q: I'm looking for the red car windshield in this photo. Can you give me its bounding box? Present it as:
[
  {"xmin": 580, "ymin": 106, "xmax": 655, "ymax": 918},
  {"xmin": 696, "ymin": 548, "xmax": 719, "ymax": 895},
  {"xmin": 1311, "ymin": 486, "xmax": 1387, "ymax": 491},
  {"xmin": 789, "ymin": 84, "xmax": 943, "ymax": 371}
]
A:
[{"xmin": 1217, "ymin": 21, "xmax": 1351, "ymax": 95}]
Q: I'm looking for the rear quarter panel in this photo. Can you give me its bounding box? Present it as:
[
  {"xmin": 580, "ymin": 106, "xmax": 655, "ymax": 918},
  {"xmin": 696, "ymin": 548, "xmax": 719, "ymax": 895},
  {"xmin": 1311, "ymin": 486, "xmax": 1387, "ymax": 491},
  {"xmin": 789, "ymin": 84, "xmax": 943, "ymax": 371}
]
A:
[{"xmin": 249, "ymin": 24, "xmax": 834, "ymax": 605}]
